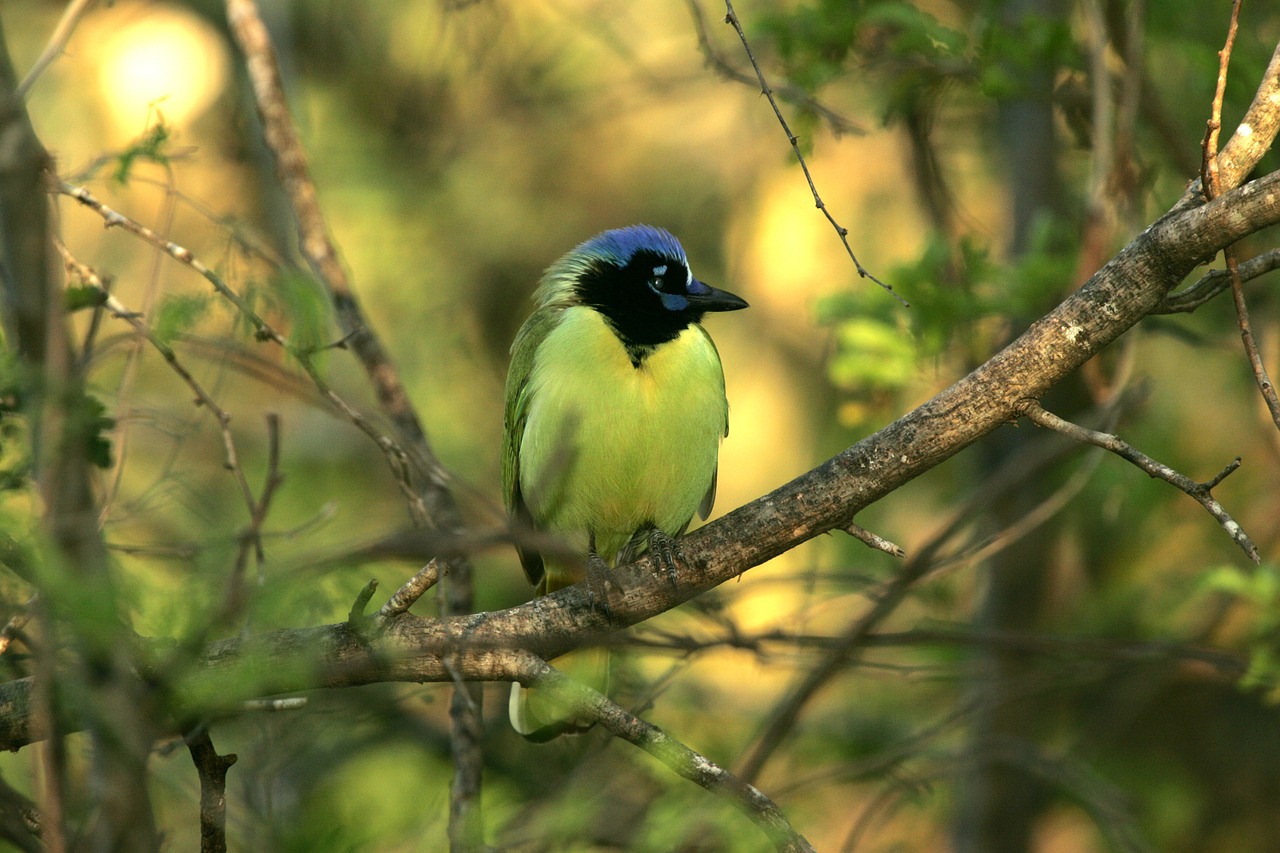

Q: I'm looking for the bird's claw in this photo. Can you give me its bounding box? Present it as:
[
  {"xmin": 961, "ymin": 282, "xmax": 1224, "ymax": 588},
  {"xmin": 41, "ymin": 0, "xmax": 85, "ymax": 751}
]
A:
[
  {"xmin": 584, "ymin": 551, "xmax": 620, "ymax": 624},
  {"xmin": 647, "ymin": 529, "xmax": 683, "ymax": 589}
]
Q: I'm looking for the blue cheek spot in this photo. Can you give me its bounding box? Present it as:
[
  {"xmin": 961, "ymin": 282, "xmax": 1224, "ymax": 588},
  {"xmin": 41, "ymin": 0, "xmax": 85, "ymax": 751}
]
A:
[{"xmin": 659, "ymin": 292, "xmax": 690, "ymax": 311}]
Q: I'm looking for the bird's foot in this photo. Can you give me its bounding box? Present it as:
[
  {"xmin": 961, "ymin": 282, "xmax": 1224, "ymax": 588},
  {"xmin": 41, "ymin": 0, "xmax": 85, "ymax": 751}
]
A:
[
  {"xmin": 647, "ymin": 529, "xmax": 683, "ymax": 589},
  {"xmin": 584, "ymin": 551, "xmax": 620, "ymax": 624}
]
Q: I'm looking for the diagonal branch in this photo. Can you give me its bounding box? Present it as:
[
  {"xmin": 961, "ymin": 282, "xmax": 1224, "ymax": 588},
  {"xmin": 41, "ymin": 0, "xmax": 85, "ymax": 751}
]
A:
[
  {"xmin": 223, "ymin": 0, "xmax": 451, "ymax": 508},
  {"xmin": 513, "ymin": 652, "xmax": 816, "ymax": 853},
  {"xmin": 1199, "ymin": 0, "xmax": 1280, "ymax": 431},
  {"xmin": 0, "ymin": 132, "xmax": 1273, "ymax": 758},
  {"xmin": 721, "ymin": 0, "xmax": 905, "ymax": 306},
  {"xmin": 1155, "ymin": 248, "xmax": 1280, "ymax": 313},
  {"xmin": 685, "ymin": 0, "xmax": 866, "ymax": 138},
  {"xmin": 1018, "ymin": 401, "xmax": 1258, "ymax": 563},
  {"xmin": 221, "ymin": 2, "xmax": 486, "ymax": 847}
]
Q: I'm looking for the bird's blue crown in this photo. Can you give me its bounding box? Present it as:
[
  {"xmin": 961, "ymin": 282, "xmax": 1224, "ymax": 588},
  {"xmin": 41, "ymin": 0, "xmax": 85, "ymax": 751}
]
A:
[
  {"xmin": 536, "ymin": 225, "xmax": 689, "ymax": 308},
  {"xmin": 576, "ymin": 225, "xmax": 687, "ymax": 268}
]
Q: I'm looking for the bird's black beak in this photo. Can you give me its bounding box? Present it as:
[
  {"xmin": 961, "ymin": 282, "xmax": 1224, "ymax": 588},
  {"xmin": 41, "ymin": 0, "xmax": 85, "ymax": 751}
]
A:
[{"xmin": 686, "ymin": 280, "xmax": 749, "ymax": 312}]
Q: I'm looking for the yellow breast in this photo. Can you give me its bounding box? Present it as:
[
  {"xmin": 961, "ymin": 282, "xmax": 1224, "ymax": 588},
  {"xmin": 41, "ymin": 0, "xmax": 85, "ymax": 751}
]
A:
[{"xmin": 519, "ymin": 306, "xmax": 728, "ymax": 561}]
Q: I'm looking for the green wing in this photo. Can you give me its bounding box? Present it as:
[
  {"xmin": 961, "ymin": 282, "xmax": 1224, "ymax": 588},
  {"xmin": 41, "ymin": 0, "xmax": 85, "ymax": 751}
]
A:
[
  {"xmin": 696, "ymin": 323, "xmax": 728, "ymax": 522},
  {"xmin": 503, "ymin": 306, "xmax": 560, "ymax": 591}
]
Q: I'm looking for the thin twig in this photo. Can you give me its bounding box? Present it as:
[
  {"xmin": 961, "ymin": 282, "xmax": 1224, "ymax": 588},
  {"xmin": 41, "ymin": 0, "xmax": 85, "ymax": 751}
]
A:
[
  {"xmin": 378, "ymin": 559, "xmax": 443, "ymax": 619},
  {"xmin": 1157, "ymin": 248, "xmax": 1280, "ymax": 313},
  {"xmin": 248, "ymin": 412, "xmax": 286, "ymax": 577},
  {"xmin": 347, "ymin": 579, "xmax": 379, "ymax": 625},
  {"xmin": 57, "ymin": 242, "xmax": 261, "ymax": 518},
  {"xmin": 518, "ymin": 652, "xmax": 816, "ymax": 853},
  {"xmin": 840, "ymin": 522, "xmax": 905, "ymax": 558},
  {"xmin": 686, "ymin": 0, "xmax": 867, "ymax": 137},
  {"xmin": 1019, "ymin": 401, "xmax": 1259, "ymax": 563},
  {"xmin": 632, "ymin": 624, "xmax": 1245, "ymax": 679},
  {"xmin": 223, "ymin": 4, "xmax": 484, "ymax": 845},
  {"xmin": 721, "ymin": 0, "xmax": 906, "ymax": 307},
  {"xmin": 223, "ymin": 0, "xmax": 452, "ymax": 497},
  {"xmin": 1199, "ymin": 0, "xmax": 1237, "ymax": 198},
  {"xmin": 1198, "ymin": 0, "xmax": 1280, "ymax": 430},
  {"xmin": 1210, "ymin": 28, "xmax": 1280, "ymax": 193},
  {"xmin": 59, "ymin": 182, "xmax": 286, "ymax": 347},
  {"xmin": 56, "ymin": 187, "xmax": 432, "ymax": 524},
  {"xmin": 1225, "ymin": 252, "xmax": 1280, "ymax": 428},
  {"xmin": 15, "ymin": 0, "xmax": 97, "ymax": 99}
]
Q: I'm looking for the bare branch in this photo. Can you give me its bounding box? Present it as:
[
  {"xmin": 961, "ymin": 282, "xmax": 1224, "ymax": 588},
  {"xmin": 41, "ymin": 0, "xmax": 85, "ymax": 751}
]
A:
[
  {"xmin": 840, "ymin": 522, "xmax": 906, "ymax": 558},
  {"xmin": 685, "ymin": 0, "xmax": 867, "ymax": 137},
  {"xmin": 721, "ymin": 0, "xmax": 905, "ymax": 306},
  {"xmin": 1216, "ymin": 37, "xmax": 1280, "ymax": 191},
  {"xmin": 15, "ymin": 0, "xmax": 97, "ymax": 99},
  {"xmin": 1223, "ymin": 254, "xmax": 1280, "ymax": 428},
  {"xmin": 378, "ymin": 559, "xmax": 443, "ymax": 619},
  {"xmin": 221, "ymin": 3, "xmax": 486, "ymax": 845},
  {"xmin": 1198, "ymin": 2, "xmax": 1280, "ymax": 430},
  {"xmin": 185, "ymin": 729, "xmax": 236, "ymax": 853},
  {"xmin": 1019, "ymin": 401, "xmax": 1259, "ymax": 563},
  {"xmin": 223, "ymin": 0, "xmax": 453, "ymax": 507},
  {"xmin": 516, "ymin": 652, "xmax": 817, "ymax": 853},
  {"xmin": 1199, "ymin": 0, "xmax": 1239, "ymax": 198},
  {"xmin": 347, "ymin": 580, "xmax": 379, "ymax": 625},
  {"xmin": 1156, "ymin": 248, "xmax": 1280, "ymax": 313}
]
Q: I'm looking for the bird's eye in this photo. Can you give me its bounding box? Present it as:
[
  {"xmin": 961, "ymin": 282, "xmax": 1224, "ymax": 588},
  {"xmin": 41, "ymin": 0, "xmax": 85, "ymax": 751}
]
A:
[{"xmin": 646, "ymin": 263, "xmax": 685, "ymax": 295}]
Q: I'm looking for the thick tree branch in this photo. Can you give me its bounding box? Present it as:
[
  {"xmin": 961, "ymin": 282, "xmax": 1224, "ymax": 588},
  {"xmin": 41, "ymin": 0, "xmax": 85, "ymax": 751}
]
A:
[
  {"xmin": 1199, "ymin": 1, "xmax": 1280, "ymax": 430},
  {"xmin": 185, "ymin": 729, "xmax": 236, "ymax": 853},
  {"xmin": 1171, "ymin": 39, "xmax": 1280, "ymax": 213},
  {"xmin": 0, "ymin": 153, "xmax": 1277, "ymax": 752}
]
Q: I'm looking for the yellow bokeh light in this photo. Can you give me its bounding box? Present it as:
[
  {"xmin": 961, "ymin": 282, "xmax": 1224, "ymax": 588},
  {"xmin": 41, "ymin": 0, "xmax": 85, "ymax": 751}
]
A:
[{"xmin": 89, "ymin": 2, "xmax": 229, "ymax": 139}]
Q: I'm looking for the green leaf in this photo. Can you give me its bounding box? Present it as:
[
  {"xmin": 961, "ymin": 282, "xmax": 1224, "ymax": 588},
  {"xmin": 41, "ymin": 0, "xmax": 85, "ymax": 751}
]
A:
[
  {"xmin": 82, "ymin": 394, "xmax": 115, "ymax": 470},
  {"xmin": 153, "ymin": 294, "xmax": 211, "ymax": 345},
  {"xmin": 270, "ymin": 272, "xmax": 333, "ymax": 357},
  {"xmin": 64, "ymin": 286, "xmax": 108, "ymax": 313},
  {"xmin": 113, "ymin": 119, "xmax": 173, "ymax": 184}
]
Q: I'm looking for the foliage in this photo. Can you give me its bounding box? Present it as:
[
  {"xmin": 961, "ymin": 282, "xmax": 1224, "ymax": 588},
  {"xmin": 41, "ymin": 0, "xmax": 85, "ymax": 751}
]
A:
[
  {"xmin": 0, "ymin": 1, "xmax": 1277, "ymax": 852},
  {"xmin": 112, "ymin": 116, "xmax": 172, "ymax": 184},
  {"xmin": 1203, "ymin": 563, "xmax": 1280, "ymax": 701}
]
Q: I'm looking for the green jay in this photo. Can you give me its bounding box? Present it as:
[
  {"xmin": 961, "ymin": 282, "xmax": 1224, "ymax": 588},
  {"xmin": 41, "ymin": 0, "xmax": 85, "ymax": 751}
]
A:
[{"xmin": 503, "ymin": 224, "xmax": 748, "ymax": 741}]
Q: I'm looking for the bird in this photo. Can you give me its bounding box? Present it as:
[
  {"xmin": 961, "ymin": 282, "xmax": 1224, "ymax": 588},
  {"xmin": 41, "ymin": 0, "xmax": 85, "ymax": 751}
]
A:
[{"xmin": 503, "ymin": 224, "xmax": 747, "ymax": 741}]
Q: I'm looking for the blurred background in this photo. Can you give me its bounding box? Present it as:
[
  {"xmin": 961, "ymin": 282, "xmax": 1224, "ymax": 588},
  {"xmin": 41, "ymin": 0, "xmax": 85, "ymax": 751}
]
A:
[{"xmin": 2, "ymin": 0, "xmax": 1280, "ymax": 850}]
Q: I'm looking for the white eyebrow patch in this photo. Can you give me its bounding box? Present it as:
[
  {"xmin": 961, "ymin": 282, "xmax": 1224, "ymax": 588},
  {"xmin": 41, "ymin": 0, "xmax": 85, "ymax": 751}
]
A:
[{"xmin": 653, "ymin": 264, "xmax": 668, "ymax": 276}]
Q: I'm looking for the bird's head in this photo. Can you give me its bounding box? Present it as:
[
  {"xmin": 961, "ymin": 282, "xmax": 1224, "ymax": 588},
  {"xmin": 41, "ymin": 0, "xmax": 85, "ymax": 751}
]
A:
[{"xmin": 538, "ymin": 225, "xmax": 748, "ymax": 349}]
